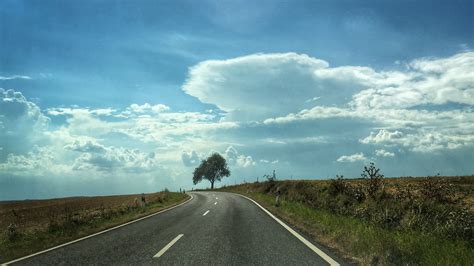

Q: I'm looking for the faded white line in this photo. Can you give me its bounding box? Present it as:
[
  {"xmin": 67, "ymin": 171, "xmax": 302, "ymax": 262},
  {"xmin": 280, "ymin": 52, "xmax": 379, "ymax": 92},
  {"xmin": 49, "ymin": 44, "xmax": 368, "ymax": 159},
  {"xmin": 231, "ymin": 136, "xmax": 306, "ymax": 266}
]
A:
[
  {"xmin": 153, "ymin": 234, "xmax": 183, "ymax": 258},
  {"xmin": 2, "ymin": 194, "xmax": 194, "ymax": 266},
  {"xmin": 203, "ymin": 210, "xmax": 210, "ymax": 216},
  {"xmin": 234, "ymin": 193, "xmax": 340, "ymax": 266},
  {"xmin": 214, "ymin": 202, "xmax": 217, "ymax": 205},
  {"xmin": 216, "ymin": 197, "xmax": 218, "ymax": 200}
]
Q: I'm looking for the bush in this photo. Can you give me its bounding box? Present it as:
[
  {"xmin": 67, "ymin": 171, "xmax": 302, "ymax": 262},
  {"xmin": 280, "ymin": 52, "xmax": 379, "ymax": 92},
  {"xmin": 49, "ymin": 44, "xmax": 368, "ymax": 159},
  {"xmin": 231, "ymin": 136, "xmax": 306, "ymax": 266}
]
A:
[
  {"xmin": 5, "ymin": 223, "xmax": 19, "ymax": 241},
  {"xmin": 361, "ymin": 162, "xmax": 384, "ymax": 199},
  {"xmin": 329, "ymin": 175, "xmax": 347, "ymax": 196},
  {"xmin": 420, "ymin": 175, "xmax": 455, "ymax": 204},
  {"xmin": 349, "ymin": 183, "xmax": 366, "ymax": 202}
]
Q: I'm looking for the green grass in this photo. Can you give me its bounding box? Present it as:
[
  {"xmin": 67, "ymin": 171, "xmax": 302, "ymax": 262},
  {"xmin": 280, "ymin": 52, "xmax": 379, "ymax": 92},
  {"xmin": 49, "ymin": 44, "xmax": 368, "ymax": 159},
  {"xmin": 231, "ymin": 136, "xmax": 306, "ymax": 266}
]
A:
[
  {"xmin": 0, "ymin": 192, "xmax": 189, "ymax": 263},
  {"xmin": 224, "ymin": 188, "xmax": 474, "ymax": 265}
]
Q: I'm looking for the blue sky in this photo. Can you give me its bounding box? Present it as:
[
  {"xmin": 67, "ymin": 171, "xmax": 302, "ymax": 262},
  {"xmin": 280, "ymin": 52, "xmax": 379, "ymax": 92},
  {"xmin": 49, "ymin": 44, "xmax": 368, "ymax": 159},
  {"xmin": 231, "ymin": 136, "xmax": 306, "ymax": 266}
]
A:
[{"xmin": 1, "ymin": 0, "xmax": 473, "ymax": 200}]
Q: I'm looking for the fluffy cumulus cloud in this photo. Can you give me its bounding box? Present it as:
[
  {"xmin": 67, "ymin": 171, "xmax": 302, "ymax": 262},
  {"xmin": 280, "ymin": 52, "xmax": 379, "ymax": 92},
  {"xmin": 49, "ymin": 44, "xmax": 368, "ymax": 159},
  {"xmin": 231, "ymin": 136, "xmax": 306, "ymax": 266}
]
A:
[
  {"xmin": 183, "ymin": 53, "xmax": 337, "ymax": 121},
  {"xmin": 224, "ymin": 146, "xmax": 256, "ymax": 168},
  {"xmin": 360, "ymin": 128, "xmax": 474, "ymax": 153},
  {"xmin": 0, "ymin": 146, "xmax": 68, "ymax": 175},
  {"xmin": 71, "ymin": 146, "xmax": 158, "ymax": 173},
  {"xmin": 255, "ymin": 52, "xmax": 474, "ymax": 156},
  {"xmin": 360, "ymin": 129, "xmax": 404, "ymax": 144},
  {"xmin": 65, "ymin": 140, "xmax": 159, "ymax": 173},
  {"xmin": 181, "ymin": 150, "xmax": 201, "ymax": 167},
  {"xmin": 375, "ymin": 149, "xmax": 395, "ymax": 157},
  {"xmin": 2, "ymin": 51, "xmax": 474, "ymax": 199},
  {"xmin": 337, "ymin": 153, "xmax": 367, "ymax": 163},
  {"xmin": 352, "ymin": 52, "xmax": 474, "ymax": 109},
  {"xmin": 0, "ymin": 88, "xmax": 50, "ymax": 158},
  {"xmin": 120, "ymin": 103, "xmax": 170, "ymax": 117}
]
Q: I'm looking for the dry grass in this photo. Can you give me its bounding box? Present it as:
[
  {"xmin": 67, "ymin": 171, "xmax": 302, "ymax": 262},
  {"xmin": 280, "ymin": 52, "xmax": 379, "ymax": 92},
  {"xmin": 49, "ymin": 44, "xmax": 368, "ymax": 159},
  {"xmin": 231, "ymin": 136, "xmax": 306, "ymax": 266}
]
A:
[
  {"xmin": 220, "ymin": 175, "xmax": 474, "ymax": 265},
  {"xmin": 0, "ymin": 192, "xmax": 169, "ymax": 234},
  {"xmin": 0, "ymin": 191, "xmax": 188, "ymax": 263}
]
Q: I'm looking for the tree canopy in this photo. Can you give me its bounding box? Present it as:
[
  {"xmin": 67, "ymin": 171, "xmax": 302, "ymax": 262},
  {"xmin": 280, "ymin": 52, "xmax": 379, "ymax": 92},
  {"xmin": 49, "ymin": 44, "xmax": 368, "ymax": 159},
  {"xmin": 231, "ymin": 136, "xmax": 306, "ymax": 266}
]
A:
[{"xmin": 192, "ymin": 153, "xmax": 230, "ymax": 189}]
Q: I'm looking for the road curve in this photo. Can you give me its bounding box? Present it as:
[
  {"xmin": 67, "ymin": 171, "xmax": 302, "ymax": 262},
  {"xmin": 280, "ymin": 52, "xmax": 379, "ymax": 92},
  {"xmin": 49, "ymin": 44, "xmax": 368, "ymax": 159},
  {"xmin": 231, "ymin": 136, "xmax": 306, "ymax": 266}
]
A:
[{"xmin": 8, "ymin": 192, "xmax": 343, "ymax": 265}]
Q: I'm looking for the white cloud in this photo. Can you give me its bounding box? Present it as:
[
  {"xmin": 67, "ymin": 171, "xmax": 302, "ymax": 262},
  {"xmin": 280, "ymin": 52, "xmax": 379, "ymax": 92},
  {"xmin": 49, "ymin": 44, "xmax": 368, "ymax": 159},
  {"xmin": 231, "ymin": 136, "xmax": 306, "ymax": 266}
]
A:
[
  {"xmin": 360, "ymin": 128, "xmax": 474, "ymax": 153},
  {"xmin": 64, "ymin": 140, "xmax": 107, "ymax": 153},
  {"xmin": 305, "ymin": 96, "xmax": 321, "ymax": 103},
  {"xmin": 70, "ymin": 145, "xmax": 158, "ymax": 173},
  {"xmin": 182, "ymin": 52, "xmax": 473, "ymax": 122},
  {"xmin": 375, "ymin": 149, "xmax": 395, "ymax": 157},
  {"xmin": 182, "ymin": 51, "xmax": 473, "ymax": 155},
  {"xmin": 225, "ymin": 146, "xmax": 256, "ymax": 168},
  {"xmin": 264, "ymin": 106, "xmax": 353, "ymax": 124},
  {"xmin": 0, "ymin": 88, "xmax": 50, "ymax": 157},
  {"xmin": 183, "ymin": 53, "xmax": 334, "ymax": 121},
  {"xmin": 0, "ymin": 75, "xmax": 32, "ymax": 80},
  {"xmin": 337, "ymin": 153, "xmax": 367, "ymax": 163},
  {"xmin": 351, "ymin": 52, "xmax": 474, "ymax": 109},
  {"xmin": 0, "ymin": 89, "xmax": 49, "ymax": 130},
  {"xmin": 90, "ymin": 108, "xmax": 116, "ymax": 116},
  {"xmin": 0, "ymin": 146, "xmax": 69, "ymax": 175},
  {"xmin": 181, "ymin": 150, "xmax": 201, "ymax": 167},
  {"xmin": 260, "ymin": 159, "xmax": 279, "ymax": 164},
  {"xmin": 47, "ymin": 107, "xmax": 116, "ymax": 117},
  {"xmin": 128, "ymin": 103, "xmax": 170, "ymax": 114},
  {"xmin": 360, "ymin": 129, "xmax": 404, "ymax": 144}
]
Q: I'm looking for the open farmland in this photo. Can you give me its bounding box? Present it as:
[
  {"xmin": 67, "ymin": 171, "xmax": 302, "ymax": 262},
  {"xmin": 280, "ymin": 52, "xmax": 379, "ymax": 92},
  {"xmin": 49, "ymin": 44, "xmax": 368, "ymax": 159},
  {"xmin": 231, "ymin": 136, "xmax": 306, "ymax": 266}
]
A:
[
  {"xmin": 0, "ymin": 191, "xmax": 189, "ymax": 262},
  {"xmin": 1, "ymin": 192, "xmax": 170, "ymax": 233}
]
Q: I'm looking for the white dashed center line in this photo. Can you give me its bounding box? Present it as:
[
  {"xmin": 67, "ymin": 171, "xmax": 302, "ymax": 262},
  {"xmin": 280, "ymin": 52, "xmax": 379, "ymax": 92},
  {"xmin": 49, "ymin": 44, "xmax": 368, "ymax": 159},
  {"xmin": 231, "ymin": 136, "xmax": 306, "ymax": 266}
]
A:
[
  {"xmin": 214, "ymin": 202, "xmax": 217, "ymax": 205},
  {"xmin": 203, "ymin": 210, "xmax": 210, "ymax": 216},
  {"xmin": 153, "ymin": 234, "xmax": 183, "ymax": 258}
]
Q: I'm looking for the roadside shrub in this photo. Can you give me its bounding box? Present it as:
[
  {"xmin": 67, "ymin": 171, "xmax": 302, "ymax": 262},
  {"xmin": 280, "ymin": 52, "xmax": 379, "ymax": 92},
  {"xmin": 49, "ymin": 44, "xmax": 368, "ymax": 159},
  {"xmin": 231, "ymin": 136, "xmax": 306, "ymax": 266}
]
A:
[
  {"xmin": 329, "ymin": 175, "xmax": 347, "ymax": 196},
  {"xmin": 287, "ymin": 181, "xmax": 319, "ymax": 207},
  {"xmin": 348, "ymin": 183, "xmax": 366, "ymax": 203},
  {"xmin": 394, "ymin": 183, "xmax": 415, "ymax": 202},
  {"xmin": 47, "ymin": 209, "xmax": 62, "ymax": 233},
  {"xmin": 420, "ymin": 175, "xmax": 455, "ymax": 204},
  {"xmin": 264, "ymin": 170, "xmax": 277, "ymax": 182},
  {"xmin": 5, "ymin": 223, "xmax": 19, "ymax": 241},
  {"xmin": 361, "ymin": 162, "xmax": 384, "ymax": 199},
  {"xmin": 261, "ymin": 180, "xmax": 278, "ymax": 193}
]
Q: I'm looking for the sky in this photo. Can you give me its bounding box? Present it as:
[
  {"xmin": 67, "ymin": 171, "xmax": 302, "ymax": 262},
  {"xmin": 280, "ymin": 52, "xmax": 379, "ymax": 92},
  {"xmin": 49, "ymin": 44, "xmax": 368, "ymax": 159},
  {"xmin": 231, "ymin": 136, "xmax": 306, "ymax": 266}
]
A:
[{"xmin": 1, "ymin": 0, "xmax": 473, "ymax": 200}]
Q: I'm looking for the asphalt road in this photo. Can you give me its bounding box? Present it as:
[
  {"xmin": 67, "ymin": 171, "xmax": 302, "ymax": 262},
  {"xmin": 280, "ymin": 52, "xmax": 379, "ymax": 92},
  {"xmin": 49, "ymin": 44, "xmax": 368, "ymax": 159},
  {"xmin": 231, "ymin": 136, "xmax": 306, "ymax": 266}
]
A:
[{"xmin": 9, "ymin": 192, "xmax": 343, "ymax": 265}]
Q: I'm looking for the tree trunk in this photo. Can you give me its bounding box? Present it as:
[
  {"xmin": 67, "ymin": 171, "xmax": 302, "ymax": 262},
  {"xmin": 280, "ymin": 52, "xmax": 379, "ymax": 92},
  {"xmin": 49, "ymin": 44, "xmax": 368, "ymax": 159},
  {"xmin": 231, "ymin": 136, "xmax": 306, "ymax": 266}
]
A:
[{"xmin": 211, "ymin": 180, "xmax": 214, "ymax": 190}]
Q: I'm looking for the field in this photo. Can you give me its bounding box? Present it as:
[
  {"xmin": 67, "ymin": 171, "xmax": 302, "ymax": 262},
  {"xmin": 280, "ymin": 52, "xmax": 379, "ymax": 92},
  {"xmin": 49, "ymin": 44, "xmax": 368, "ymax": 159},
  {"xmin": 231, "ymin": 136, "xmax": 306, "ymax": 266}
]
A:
[
  {"xmin": 219, "ymin": 174, "xmax": 474, "ymax": 265},
  {"xmin": 0, "ymin": 191, "xmax": 189, "ymax": 263}
]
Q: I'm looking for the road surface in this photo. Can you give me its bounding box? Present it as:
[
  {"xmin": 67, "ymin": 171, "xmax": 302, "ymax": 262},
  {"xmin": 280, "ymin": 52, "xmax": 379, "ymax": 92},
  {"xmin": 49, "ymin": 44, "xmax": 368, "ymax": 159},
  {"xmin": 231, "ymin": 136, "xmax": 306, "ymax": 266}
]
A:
[{"xmin": 7, "ymin": 192, "xmax": 343, "ymax": 265}]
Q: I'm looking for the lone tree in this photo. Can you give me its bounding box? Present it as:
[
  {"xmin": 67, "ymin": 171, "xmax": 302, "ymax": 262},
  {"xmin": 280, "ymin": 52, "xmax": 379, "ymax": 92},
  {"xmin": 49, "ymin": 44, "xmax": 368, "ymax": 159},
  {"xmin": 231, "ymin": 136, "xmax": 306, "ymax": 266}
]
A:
[{"xmin": 193, "ymin": 153, "xmax": 230, "ymax": 189}]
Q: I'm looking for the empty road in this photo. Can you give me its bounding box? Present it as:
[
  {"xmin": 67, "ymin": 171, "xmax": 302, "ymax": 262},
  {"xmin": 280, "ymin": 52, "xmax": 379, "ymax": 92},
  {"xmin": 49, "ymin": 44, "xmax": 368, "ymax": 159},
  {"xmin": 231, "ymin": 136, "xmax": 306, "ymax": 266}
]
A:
[{"xmin": 7, "ymin": 192, "xmax": 342, "ymax": 265}]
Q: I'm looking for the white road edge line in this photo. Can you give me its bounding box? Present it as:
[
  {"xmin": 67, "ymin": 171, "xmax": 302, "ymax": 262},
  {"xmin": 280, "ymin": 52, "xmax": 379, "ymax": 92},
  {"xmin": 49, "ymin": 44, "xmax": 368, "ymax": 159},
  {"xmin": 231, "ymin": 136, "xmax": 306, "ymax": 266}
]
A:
[
  {"xmin": 234, "ymin": 193, "xmax": 340, "ymax": 266},
  {"xmin": 153, "ymin": 234, "xmax": 183, "ymax": 258},
  {"xmin": 203, "ymin": 210, "xmax": 210, "ymax": 216},
  {"xmin": 1, "ymin": 194, "xmax": 194, "ymax": 266}
]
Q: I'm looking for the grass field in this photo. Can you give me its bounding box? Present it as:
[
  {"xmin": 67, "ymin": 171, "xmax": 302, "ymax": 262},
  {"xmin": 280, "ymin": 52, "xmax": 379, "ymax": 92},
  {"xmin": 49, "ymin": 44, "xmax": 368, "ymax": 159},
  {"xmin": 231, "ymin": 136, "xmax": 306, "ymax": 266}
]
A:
[
  {"xmin": 0, "ymin": 191, "xmax": 189, "ymax": 263},
  {"xmin": 219, "ymin": 175, "xmax": 474, "ymax": 265}
]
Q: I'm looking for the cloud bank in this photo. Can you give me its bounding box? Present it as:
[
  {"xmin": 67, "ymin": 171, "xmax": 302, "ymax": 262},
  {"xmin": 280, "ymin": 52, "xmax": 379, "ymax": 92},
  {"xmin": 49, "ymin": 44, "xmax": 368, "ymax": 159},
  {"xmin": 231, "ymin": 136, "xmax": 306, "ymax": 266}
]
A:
[{"xmin": 1, "ymin": 51, "xmax": 473, "ymax": 199}]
